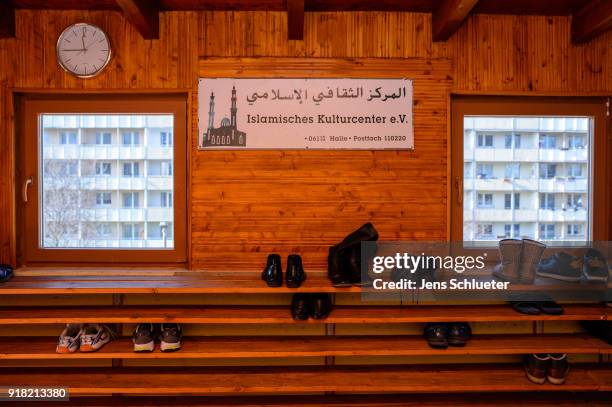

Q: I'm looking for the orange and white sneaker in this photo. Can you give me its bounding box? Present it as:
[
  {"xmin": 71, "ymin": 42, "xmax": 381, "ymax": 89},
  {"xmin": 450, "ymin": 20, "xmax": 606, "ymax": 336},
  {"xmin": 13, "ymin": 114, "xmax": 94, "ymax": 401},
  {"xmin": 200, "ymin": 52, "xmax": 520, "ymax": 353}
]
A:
[
  {"xmin": 56, "ymin": 324, "xmax": 84, "ymax": 354},
  {"xmin": 79, "ymin": 324, "xmax": 113, "ymax": 352}
]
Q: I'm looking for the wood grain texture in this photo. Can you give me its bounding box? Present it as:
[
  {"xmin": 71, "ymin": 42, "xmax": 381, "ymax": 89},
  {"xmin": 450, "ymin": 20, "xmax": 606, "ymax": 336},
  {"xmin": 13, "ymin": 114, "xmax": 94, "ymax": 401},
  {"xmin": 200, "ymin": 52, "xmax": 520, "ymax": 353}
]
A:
[{"xmin": 0, "ymin": 10, "xmax": 611, "ymax": 269}]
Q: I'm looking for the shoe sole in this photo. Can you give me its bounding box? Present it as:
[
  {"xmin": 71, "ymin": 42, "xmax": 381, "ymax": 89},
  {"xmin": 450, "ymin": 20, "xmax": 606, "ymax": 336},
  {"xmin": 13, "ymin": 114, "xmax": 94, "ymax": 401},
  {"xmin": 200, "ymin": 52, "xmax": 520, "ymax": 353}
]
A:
[
  {"xmin": 547, "ymin": 375, "xmax": 567, "ymax": 385},
  {"xmin": 133, "ymin": 340, "xmax": 155, "ymax": 352},
  {"xmin": 80, "ymin": 338, "xmax": 111, "ymax": 353},
  {"xmin": 583, "ymin": 272, "xmax": 609, "ymax": 283},
  {"xmin": 332, "ymin": 282, "xmax": 352, "ymax": 287},
  {"xmin": 535, "ymin": 272, "xmax": 581, "ymax": 282},
  {"xmin": 525, "ymin": 371, "xmax": 547, "ymax": 385},
  {"xmin": 56, "ymin": 346, "xmax": 78, "ymax": 354},
  {"xmin": 160, "ymin": 341, "xmax": 181, "ymax": 352},
  {"xmin": 447, "ymin": 340, "xmax": 468, "ymax": 347}
]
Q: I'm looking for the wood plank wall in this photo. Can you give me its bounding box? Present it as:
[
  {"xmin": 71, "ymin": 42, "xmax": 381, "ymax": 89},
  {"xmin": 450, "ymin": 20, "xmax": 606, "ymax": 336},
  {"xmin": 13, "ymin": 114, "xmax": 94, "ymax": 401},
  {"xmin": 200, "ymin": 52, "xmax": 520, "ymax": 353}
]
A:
[{"xmin": 0, "ymin": 11, "xmax": 610, "ymax": 269}]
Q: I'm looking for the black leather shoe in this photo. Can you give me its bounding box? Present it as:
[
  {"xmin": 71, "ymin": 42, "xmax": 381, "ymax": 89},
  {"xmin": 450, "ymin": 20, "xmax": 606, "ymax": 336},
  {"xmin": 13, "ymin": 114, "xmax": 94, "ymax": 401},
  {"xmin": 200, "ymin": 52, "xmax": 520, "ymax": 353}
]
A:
[
  {"xmin": 424, "ymin": 323, "xmax": 448, "ymax": 349},
  {"xmin": 0, "ymin": 264, "xmax": 13, "ymax": 283},
  {"xmin": 291, "ymin": 294, "xmax": 310, "ymax": 320},
  {"xmin": 261, "ymin": 254, "xmax": 282, "ymax": 287},
  {"xmin": 286, "ymin": 254, "xmax": 306, "ymax": 288},
  {"xmin": 447, "ymin": 322, "xmax": 471, "ymax": 347},
  {"xmin": 327, "ymin": 246, "xmax": 352, "ymax": 287},
  {"xmin": 328, "ymin": 223, "xmax": 378, "ymax": 287},
  {"xmin": 310, "ymin": 293, "xmax": 332, "ymax": 320}
]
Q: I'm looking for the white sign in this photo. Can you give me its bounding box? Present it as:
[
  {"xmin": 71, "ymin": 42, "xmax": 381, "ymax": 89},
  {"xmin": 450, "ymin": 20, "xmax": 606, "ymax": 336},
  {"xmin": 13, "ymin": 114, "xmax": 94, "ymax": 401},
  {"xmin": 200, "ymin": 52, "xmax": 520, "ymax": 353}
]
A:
[{"xmin": 198, "ymin": 78, "xmax": 413, "ymax": 150}]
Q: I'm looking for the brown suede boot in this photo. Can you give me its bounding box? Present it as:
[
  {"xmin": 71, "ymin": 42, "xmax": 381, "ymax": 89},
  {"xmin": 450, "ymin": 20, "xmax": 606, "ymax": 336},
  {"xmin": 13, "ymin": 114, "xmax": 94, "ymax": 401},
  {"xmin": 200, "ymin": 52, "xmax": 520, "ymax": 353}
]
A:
[
  {"xmin": 492, "ymin": 239, "xmax": 523, "ymax": 283},
  {"xmin": 519, "ymin": 239, "xmax": 546, "ymax": 284}
]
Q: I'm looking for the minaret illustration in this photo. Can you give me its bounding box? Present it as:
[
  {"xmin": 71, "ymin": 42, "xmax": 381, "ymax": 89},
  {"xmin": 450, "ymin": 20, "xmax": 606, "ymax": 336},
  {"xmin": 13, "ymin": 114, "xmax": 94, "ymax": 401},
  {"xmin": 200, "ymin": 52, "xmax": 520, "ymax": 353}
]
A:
[{"xmin": 202, "ymin": 85, "xmax": 247, "ymax": 147}]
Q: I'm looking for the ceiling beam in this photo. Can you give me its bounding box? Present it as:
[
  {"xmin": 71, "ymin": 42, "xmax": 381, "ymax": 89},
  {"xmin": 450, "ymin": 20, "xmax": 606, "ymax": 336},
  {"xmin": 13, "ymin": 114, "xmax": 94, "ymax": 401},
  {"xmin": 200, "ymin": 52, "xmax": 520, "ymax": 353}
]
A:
[
  {"xmin": 432, "ymin": 0, "xmax": 479, "ymax": 42},
  {"xmin": 287, "ymin": 0, "xmax": 304, "ymax": 40},
  {"xmin": 0, "ymin": 1, "xmax": 16, "ymax": 38},
  {"xmin": 571, "ymin": 0, "xmax": 612, "ymax": 44},
  {"xmin": 115, "ymin": 0, "xmax": 160, "ymax": 39}
]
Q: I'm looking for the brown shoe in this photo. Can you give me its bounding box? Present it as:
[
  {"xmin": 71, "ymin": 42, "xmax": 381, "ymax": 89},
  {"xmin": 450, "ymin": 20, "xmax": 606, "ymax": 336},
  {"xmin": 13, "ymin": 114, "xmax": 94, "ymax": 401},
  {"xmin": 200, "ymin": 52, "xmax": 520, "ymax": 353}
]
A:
[
  {"xmin": 524, "ymin": 354, "xmax": 549, "ymax": 384},
  {"xmin": 547, "ymin": 353, "xmax": 570, "ymax": 385}
]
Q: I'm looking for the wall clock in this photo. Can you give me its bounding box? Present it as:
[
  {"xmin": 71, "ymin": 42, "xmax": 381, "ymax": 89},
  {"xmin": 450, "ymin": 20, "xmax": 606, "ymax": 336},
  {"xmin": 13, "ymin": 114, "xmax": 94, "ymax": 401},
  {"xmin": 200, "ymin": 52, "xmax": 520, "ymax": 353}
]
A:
[{"xmin": 56, "ymin": 23, "xmax": 111, "ymax": 78}]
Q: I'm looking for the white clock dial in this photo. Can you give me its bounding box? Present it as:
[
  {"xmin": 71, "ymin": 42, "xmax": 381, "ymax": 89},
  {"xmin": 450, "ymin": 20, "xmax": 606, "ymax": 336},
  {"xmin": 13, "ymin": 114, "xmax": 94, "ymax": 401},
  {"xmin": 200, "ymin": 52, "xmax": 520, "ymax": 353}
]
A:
[{"xmin": 57, "ymin": 23, "xmax": 111, "ymax": 78}]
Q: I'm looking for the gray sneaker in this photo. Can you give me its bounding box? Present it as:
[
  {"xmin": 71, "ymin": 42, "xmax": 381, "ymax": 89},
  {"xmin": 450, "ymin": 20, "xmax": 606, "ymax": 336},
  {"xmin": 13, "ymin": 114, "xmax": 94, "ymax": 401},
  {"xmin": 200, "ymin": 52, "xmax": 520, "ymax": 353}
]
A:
[
  {"xmin": 536, "ymin": 252, "xmax": 582, "ymax": 282},
  {"xmin": 80, "ymin": 324, "xmax": 113, "ymax": 352},
  {"xmin": 583, "ymin": 249, "xmax": 609, "ymax": 283},
  {"xmin": 160, "ymin": 323, "xmax": 182, "ymax": 352},
  {"xmin": 133, "ymin": 323, "xmax": 156, "ymax": 352}
]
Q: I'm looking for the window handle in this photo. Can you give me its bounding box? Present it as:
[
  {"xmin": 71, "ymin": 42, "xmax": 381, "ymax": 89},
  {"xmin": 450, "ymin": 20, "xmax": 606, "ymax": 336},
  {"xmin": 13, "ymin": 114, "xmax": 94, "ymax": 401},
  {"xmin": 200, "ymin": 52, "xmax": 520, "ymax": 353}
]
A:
[
  {"xmin": 455, "ymin": 176, "xmax": 463, "ymax": 205},
  {"xmin": 22, "ymin": 176, "xmax": 33, "ymax": 203}
]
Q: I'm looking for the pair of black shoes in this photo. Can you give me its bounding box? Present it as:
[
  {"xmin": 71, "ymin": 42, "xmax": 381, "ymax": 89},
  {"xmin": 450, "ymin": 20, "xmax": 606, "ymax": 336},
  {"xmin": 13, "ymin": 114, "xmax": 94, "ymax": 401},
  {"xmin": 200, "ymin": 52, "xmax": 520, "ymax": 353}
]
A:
[
  {"xmin": 0, "ymin": 264, "xmax": 13, "ymax": 283},
  {"xmin": 424, "ymin": 322, "xmax": 471, "ymax": 349},
  {"xmin": 328, "ymin": 223, "xmax": 378, "ymax": 287},
  {"xmin": 511, "ymin": 300, "xmax": 563, "ymax": 315},
  {"xmin": 261, "ymin": 254, "xmax": 306, "ymax": 288},
  {"xmin": 291, "ymin": 293, "xmax": 332, "ymax": 320}
]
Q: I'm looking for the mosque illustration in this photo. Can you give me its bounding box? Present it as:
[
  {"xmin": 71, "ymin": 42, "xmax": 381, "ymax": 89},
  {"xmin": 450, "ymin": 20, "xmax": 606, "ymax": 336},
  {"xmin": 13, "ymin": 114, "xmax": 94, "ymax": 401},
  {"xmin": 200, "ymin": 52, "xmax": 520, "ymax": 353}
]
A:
[{"xmin": 201, "ymin": 86, "xmax": 247, "ymax": 147}]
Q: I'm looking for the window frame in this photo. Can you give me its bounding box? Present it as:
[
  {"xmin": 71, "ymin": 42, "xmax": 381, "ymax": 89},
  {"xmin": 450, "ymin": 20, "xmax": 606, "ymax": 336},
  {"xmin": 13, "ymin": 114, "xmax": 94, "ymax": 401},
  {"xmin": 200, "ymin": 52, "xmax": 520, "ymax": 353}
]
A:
[
  {"xmin": 18, "ymin": 93, "xmax": 187, "ymax": 265},
  {"xmin": 451, "ymin": 96, "xmax": 610, "ymax": 248}
]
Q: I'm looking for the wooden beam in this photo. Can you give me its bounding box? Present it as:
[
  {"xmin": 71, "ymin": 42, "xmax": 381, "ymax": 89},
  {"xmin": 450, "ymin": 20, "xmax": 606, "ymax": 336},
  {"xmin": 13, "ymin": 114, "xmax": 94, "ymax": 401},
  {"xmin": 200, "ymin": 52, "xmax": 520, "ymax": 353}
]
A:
[
  {"xmin": 287, "ymin": 0, "xmax": 304, "ymax": 40},
  {"xmin": 114, "ymin": 0, "xmax": 159, "ymax": 40},
  {"xmin": 432, "ymin": 0, "xmax": 479, "ymax": 42},
  {"xmin": 571, "ymin": 0, "xmax": 612, "ymax": 44},
  {"xmin": 0, "ymin": 0, "xmax": 15, "ymax": 38}
]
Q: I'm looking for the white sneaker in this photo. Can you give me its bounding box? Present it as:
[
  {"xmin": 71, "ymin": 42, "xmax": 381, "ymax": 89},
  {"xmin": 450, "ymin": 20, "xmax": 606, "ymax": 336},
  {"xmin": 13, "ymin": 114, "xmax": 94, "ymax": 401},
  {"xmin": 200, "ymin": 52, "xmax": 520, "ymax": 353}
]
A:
[
  {"xmin": 79, "ymin": 324, "xmax": 113, "ymax": 352},
  {"xmin": 56, "ymin": 323, "xmax": 84, "ymax": 354}
]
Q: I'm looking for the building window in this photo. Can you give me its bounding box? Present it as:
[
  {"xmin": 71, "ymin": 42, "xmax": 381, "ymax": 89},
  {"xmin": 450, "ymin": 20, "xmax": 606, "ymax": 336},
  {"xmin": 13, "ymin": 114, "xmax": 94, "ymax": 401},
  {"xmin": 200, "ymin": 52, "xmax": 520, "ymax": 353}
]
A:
[
  {"xmin": 96, "ymin": 223, "xmax": 112, "ymax": 237},
  {"xmin": 567, "ymin": 224, "xmax": 582, "ymax": 237},
  {"xmin": 476, "ymin": 224, "xmax": 493, "ymax": 239},
  {"xmin": 122, "ymin": 223, "xmax": 142, "ymax": 240},
  {"xmin": 477, "ymin": 134, "xmax": 493, "ymax": 147},
  {"xmin": 60, "ymin": 132, "xmax": 78, "ymax": 145},
  {"xmin": 96, "ymin": 192, "xmax": 112, "ymax": 206},
  {"xmin": 95, "ymin": 162, "xmax": 112, "ymax": 176},
  {"xmin": 477, "ymin": 193, "xmax": 493, "ymax": 208},
  {"xmin": 122, "ymin": 131, "xmax": 140, "ymax": 146},
  {"xmin": 160, "ymin": 131, "xmax": 173, "ymax": 146},
  {"xmin": 95, "ymin": 132, "xmax": 112, "ymax": 145},
  {"xmin": 122, "ymin": 192, "xmax": 140, "ymax": 209},
  {"xmin": 123, "ymin": 162, "xmax": 140, "ymax": 177},
  {"xmin": 160, "ymin": 192, "xmax": 173, "ymax": 208},
  {"xmin": 453, "ymin": 96, "xmax": 606, "ymax": 244}
]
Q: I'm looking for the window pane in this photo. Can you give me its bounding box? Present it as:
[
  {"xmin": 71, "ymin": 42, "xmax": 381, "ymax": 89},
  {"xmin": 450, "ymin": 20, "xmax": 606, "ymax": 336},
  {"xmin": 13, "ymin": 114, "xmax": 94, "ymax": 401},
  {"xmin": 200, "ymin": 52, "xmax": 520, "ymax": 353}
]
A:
[
  {"xmin": 40, "ymin": 114, "xmax": 174, "ymax": 249},
  {"xmin": 463, "ymin": 116, "xmax": 591, "ymax": 242}
]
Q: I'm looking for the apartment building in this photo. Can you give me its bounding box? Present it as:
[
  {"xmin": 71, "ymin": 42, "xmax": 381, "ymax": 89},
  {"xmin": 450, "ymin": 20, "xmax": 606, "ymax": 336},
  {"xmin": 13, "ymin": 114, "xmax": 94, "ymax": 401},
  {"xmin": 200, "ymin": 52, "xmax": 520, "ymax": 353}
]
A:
[
  {"xmin": 41, "ymin": 114, "xmax": 175, "ymax": 248},
  {"xmin": 463, "ymin": 117, "xmax": 590, "ymax": 242}
]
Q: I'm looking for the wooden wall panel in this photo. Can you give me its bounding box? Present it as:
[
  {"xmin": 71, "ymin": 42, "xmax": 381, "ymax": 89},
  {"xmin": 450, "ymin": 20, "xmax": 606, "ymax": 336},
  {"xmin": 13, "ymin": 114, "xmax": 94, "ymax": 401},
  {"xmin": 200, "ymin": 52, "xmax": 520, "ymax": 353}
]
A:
[{"xmin": 0, "ymin": 10, "xmax": 610, "ymax": 269}]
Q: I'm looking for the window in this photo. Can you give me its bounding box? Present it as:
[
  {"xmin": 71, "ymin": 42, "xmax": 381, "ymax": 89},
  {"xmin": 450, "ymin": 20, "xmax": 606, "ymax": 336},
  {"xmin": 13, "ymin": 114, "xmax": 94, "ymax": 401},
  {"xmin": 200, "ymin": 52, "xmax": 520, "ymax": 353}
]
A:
[
  {"xmin": 504, "ymin": 163, "xmax": 520, "ymax": 179},
  {"xmin": 95, "ymin": 162, "xmax": 111, "ymax": 176},
  {"xmin": 477, "ymin": 134, "xmax": 493, "ymax": 147},
  {"xmin": 160, "ymin": 131, "xmax": 173, "ymax": 146},
  {"xmin": 123, "ymin": 162, "xmax": 140, "ymax": 177},
  {"xmin": 95, "ymin": 132, "xmax": 112, "ymax": 145},
  {"xmin": 476, "ymin": 163, "xmax": 493, "ymax": 179},
  {"xmin": 60, "ymin": 132, "xmax": 77, "ymax": 145},
  {"xmin": 122, "ymin": 131, "xmax": 140, "ymax": 146},
  {"xmin": 123, "ymin": 192, "xmax": 140, "ymax": 209},
  {"xmin": 19, "ymin": 94, "xmax": 187, "ymax": 263},
  {"xmin": 452, "ymin": 96, "xmax": 608, "ymax": 245},
  {"xmin": 96, "ymin": 192, "xmax": 112, "ymax": 206},
  {"xmin": 540, "ymin": 193, "xmax": 555, "ymax": 210},
  {"xmin": 567, "ymin": 224, "xmax": 582, "ymax": 237},
  {"xmin": 477, "ymin": 193, "xmax": 493, "ymax": 208}
]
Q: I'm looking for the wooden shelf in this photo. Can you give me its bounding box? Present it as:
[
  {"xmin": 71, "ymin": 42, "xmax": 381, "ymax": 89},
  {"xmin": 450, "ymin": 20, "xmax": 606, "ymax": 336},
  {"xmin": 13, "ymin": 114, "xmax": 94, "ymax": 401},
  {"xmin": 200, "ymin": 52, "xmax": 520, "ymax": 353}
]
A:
[
  {"xmin": 0, "ymin": 304, "xmax": 605, "ymax": 324},
  {"xmin": 0, "ymin": 365, "xmax": 607, "ymax": 394},
  {"xmin": 0, "ymin": 334, "xmax": 608, "ymax": 360}
]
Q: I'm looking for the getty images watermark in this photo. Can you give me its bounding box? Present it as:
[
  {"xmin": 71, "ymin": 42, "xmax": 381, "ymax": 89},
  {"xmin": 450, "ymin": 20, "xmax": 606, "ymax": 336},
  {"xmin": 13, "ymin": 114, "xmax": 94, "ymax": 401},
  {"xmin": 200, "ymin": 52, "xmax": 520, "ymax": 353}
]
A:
[{"xmin": 359, "ymin": 241, "xmax": 611, "ymax": 303}]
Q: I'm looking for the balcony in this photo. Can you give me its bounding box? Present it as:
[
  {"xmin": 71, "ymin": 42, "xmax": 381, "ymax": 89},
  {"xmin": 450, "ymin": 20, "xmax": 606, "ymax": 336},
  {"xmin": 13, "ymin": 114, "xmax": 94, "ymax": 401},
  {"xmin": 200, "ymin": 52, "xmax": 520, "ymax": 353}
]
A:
[
  {"xmin": 464, "ymin": 178, "xmax": 538, "ymax": 191},
  {"xmin": 42, "ymin": 144, "xmax": 171, "ymax": 160},
  {"xmin": 147, "ymin": 176, "xmax": 173, "ymax": 190},
  {"xmin": 78, "ymin": 208, "xmax": 145, "ymax": 222},
  {"xmin": 538, "ymin": 209, "xmax": 588, "ymax": 222},
  {"xmin": 465, "ymin": 148, "xmax": 539, "ymax": 162},
  {"xmin": 147, "ymin": 207, "xmax": 173, "ymax": 222},
  {"xmin": 538, "ymin": 178, "xmax": 588, "ymax": 192},
  {"xmin": 538, "ymin": 149, "xmax": 588, "ymax": 162},
  {"xmin": 464, "ymin": 208, "xmax": 538, "ymax": 222}
]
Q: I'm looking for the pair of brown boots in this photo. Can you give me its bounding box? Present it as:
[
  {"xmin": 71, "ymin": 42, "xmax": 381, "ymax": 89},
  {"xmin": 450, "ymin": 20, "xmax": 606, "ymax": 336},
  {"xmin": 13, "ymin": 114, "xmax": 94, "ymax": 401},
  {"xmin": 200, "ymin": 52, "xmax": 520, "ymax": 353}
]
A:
[{"xmin": 493, "ymin": 239, "xmax": 546, "ymax": 284}]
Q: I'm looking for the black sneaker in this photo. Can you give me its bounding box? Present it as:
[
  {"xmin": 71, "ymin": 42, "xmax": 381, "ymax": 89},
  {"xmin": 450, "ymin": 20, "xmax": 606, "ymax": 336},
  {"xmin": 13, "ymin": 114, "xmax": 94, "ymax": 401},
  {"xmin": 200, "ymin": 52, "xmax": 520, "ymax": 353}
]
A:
[
  {"xmin": 160, "ymin": 323, "xmax": 182, "ymax": 352},
  {"xmin": 583, "ymin": 249, "xmax": 609, "ymax": 283},
  {"xmin": 547, "ymin": 353, "xmax": 570, "ymax": 385},
  {"xmin": 133, "ymin": 323, "xmax": 156, "ymax": 352},
  {"xmin": 524, "ymin": 354, "xmax": 549, "ymax": 384},
  {"xmin": 536, "ymin": 252, "xmax": 582, "ymax": 282},
  {"xmin": 0, "ymin": 264, "xmax": 13, "ymax": 283}
]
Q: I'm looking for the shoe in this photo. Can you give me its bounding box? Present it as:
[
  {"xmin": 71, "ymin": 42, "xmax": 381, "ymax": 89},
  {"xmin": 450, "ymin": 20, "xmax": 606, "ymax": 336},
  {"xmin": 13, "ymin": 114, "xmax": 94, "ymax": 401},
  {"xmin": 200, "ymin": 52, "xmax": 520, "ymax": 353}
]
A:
[
  {"xmin": 0, "ymin": 264, "xmax": 13, "ymax": 283},
  {"xmin": 583, "ymin": 249, "xmax": 609, "ymax": 283},
  {"xmin": 537, "ymin": 301, "xmax": 563, "ymax": 315},
  {"xmin": 310, "ymin": 294, "xmax": 332, "ymax": 320},
  {"xmin": 328, "ymin": 223, "xmax": 378, "ymax": 287},
  {"xmin": 424, "ymin": 323, "xmax": 448, "ymax": 349},
  {"xmin": 537, "ymin": 252, "xmax": 582, "ymax": 282},
  {"xmin": 133, "ymin": 323, "xmax": 156, "ymax": 352},
  {"xmin": 291, "ymin": 293, "xmax": 310, "ymax": 321},
  {"xmin": 160, "ymin": 323, "xmax": 182, "ymax": 352},
  {"xmin": 511, "ymin": 301, "xmax": 541, "ymax": 315},
  {"xmin": 56, "ymin": 323, "xmax": 84, "ymax": 354},
  {"xmin": 261, "ymin": 254, "xmax": 283, "ymax": 287},
  {"xmin": 492, "ymin": 239, "xmax": 523, "ymax": 283},
  {"xmin": 346, "ymin": 245, "xmax": 374, "ymax": 287},
  {"xmin": 447, "ymin": 322, "xmax": 471, "ymax": 347},
  {"xmin": 286, "ymin": 254, "xmax": 306, "ymax": 288},
  {"xmin": 518, "ymin": 239, "xmax": 546, "ymax": 284},
  {"xmin": 524, "ymin": 354, "xmax": 549, "ymax": 384},
  {"xmin": 547, "ymin": 353, "xmax": 570, "ymax": 385},
  {"xmin": 79, "ymin": 324, "xmax": 113, "ymax": 352}
]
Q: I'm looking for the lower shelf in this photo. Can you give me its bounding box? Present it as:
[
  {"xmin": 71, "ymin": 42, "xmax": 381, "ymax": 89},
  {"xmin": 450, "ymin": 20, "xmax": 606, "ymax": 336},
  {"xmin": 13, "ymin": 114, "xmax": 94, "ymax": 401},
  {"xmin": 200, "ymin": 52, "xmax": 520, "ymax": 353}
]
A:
[
  {"xmin": 0, "ymin": 334, "xmax": 609, "ymax": 359},
  {"xmin": 0, "ymin": 365, "xmax": 609, "ymax": 394}
]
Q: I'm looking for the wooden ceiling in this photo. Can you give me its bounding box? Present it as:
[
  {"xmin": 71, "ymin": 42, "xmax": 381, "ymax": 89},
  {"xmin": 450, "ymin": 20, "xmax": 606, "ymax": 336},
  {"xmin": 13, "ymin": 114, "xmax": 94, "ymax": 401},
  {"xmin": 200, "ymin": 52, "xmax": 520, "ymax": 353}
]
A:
[{"xmin": 1, "ymin": 0, "xmax": 611, "ymax": 43}]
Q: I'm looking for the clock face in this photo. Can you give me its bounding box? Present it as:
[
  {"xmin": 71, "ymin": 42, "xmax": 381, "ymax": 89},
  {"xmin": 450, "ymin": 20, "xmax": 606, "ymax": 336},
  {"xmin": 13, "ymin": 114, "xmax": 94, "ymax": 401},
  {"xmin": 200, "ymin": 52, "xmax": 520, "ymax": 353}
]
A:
[{"xmin": 57, "ymin": 23, "xmax": 111, "ymax": 78}]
